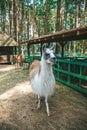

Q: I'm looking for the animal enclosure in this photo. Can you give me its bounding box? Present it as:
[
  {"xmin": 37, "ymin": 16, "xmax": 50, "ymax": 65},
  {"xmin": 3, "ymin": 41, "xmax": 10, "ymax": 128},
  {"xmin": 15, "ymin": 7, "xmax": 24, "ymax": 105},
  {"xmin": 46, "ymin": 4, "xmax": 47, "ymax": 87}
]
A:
[
  {"xmin": 0, "ymin": 0, "xmax": 87, "ymax": 129},
  {"xmin": 25, "ymin": 42, "xmax": 87, "ymax": 95},
  {"xmin": 0, "ymin": 65, "xmax": 87, "ymax": 129}
]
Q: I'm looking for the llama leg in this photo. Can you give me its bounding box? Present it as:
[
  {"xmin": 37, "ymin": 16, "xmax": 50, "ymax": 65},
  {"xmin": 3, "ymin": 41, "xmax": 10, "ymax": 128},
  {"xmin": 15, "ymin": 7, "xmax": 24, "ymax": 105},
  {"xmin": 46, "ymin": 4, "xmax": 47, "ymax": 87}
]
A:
[
  {"xmin": 15, "ymin": 62, "xmax": 17, "ymax": 68},
  {"xmin": 45, "ymin": 96, "xmax": 50, "ymax": 116},
  {"xmin": 37, "ymin": 95, "xmax": 40, "ymax": 109}
]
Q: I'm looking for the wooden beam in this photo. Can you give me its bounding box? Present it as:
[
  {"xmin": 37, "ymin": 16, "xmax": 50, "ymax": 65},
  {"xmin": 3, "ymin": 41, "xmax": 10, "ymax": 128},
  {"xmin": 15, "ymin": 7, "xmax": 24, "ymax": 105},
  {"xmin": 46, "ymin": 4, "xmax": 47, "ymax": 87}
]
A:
[{"xmin": 21, "ymin": 26, "xmax": 87, "ymax": 45}]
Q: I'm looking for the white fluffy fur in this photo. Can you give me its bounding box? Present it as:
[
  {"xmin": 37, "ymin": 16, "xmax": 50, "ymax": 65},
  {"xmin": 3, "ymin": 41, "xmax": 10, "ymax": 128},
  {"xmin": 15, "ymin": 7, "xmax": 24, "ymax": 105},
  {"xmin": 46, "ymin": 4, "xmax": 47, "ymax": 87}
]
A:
[
  {"xmin": 29, "ymin": 45, "xmax": 56, "ymax": 116},
  {"xmin": 31, "ymin": 57, "xmax": 55, "ymax": 97}
]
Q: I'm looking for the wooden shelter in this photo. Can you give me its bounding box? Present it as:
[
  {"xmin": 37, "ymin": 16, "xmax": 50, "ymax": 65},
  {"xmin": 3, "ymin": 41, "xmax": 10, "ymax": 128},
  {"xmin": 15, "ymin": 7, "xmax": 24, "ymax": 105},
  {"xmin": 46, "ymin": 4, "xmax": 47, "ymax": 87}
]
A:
[
  {"xmin": 21, "ymin": 26, "xmax": 87, "ymax": 57},
  {"xmin": 0, "ymin": 31, "xmax": 17, "ymax": 63},
  {"xmin": 21, "ymin": 26, "xmax": 87, "ymax": 44}
]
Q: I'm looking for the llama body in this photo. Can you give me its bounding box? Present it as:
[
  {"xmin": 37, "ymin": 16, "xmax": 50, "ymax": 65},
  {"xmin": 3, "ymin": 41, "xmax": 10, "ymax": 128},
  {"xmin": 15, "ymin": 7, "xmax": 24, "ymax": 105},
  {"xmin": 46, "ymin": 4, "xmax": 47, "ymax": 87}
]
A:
[
  {"xmin": 29, "ymin": 44, "xmax": 56, "ymax": 116},
  {"xmin": 30, "ymin": 60, "xmax": 55, "ymax": 97},
  {"xmin": 13, "ymin": 54, "xmax": 24, "ymax": 67},
  {"xmin": 13, "ymin": 46, "xmax": 26, "ymax": 68}
]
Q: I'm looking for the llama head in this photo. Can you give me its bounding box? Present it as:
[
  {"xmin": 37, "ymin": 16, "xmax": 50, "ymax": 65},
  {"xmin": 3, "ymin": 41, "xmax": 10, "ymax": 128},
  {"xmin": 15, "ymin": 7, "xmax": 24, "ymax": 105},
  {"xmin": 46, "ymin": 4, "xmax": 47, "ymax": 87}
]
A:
[
  {"xmin": 21, "ymin": 46, "xmax": 26, "ymax": 52},
  {"xmin": 42, "ymin": 43, "xmax": 56, "ymax": 64}
]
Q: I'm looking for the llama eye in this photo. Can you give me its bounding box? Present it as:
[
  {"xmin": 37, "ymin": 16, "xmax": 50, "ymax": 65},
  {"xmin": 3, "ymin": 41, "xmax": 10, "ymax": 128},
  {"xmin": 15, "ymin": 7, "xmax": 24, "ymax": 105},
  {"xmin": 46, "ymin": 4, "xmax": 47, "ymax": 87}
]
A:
[
  {"xmin": 44, "ymin": 53, "xmax": 50, "ymax": 59},
  {"xmin": 45, "ymin": 53, "xmax": 50, "ymax": 57}
]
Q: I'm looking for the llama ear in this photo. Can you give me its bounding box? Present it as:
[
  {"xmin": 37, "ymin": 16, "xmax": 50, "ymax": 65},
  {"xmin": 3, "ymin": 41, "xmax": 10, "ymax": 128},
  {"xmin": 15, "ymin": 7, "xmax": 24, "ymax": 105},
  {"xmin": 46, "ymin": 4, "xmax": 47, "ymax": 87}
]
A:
[
  {"xmin": 42, "ymin": 43, "xmax": 46, "ymax": 52},
  {"xmin": 50, "ymin": 43, "xmax": 56, "ymax": 50}
]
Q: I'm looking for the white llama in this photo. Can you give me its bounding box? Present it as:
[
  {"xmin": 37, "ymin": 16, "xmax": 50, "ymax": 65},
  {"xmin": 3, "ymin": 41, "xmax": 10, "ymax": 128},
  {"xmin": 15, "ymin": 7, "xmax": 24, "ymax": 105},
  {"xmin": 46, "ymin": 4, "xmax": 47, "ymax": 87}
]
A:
[{"xmin": 29, "ymin": 43, "xmax": 56, "ymax": 116}]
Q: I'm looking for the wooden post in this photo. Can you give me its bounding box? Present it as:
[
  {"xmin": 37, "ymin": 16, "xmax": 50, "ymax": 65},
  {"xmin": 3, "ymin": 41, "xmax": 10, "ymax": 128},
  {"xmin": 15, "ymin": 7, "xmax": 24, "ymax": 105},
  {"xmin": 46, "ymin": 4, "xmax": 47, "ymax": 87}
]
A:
[
  {"xmin": 27, "ymin": 43, "xmax": 30, "ymax": 56},
  {"xmin": 41, "ymin": 43, "xmax": 44, "ymax": 56},
  {"xmin": 61, "ymin": 42, "xmax": 67, "ymax": 57},
  {"xmin": 61, "ymin": 44, "xmax": 64, "ymax": 57}
]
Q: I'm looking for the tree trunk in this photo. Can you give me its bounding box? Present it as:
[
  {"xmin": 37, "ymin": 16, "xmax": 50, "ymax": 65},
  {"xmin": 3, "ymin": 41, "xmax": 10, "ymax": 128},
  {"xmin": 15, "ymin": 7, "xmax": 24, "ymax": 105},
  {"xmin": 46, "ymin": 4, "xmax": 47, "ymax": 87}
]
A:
[
  {"xmin": 56, "ymin": 0, "xmax": 61, "ymax": 31},
  {"xmin": 84, "ymin": 0, "xmax": 87, "ymax": 24},
  {"xmin": 45, "ymin": 0, "xmax": 49, "ymax": 35},
  {"xmin": 1, "ymin": 1, "xmax": 6, "ymax": 32},
  {"xmin": 12, "ymin": 0, "xmax": 17, "ymax": 41},
  {"xmin": 32, "ymin": 0, "xmax": 35, "ymax": 38},
  {"xmin": 26, "ymin": 1, "xmax": 30, "ymax": 40},
  {"xmin": 8, "ymin": 0, "xmax": 12, "ymax": 35}
]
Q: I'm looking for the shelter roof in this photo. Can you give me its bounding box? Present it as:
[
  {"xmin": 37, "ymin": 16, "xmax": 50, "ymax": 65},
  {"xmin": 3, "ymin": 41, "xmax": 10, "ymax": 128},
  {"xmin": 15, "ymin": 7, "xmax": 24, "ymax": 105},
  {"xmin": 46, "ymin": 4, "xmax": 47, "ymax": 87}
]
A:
[{"xmin": 0, "ymin": 30, "xmax": 18, "ymax": 46}]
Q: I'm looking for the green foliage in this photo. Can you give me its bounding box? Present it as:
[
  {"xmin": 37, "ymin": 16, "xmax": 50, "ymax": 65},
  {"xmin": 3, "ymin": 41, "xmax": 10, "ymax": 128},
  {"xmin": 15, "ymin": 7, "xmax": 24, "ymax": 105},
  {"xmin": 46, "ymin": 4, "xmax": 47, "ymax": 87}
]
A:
[{"xmin": 0, "ymin": 0, "xmax": 87, "ymax": 55}]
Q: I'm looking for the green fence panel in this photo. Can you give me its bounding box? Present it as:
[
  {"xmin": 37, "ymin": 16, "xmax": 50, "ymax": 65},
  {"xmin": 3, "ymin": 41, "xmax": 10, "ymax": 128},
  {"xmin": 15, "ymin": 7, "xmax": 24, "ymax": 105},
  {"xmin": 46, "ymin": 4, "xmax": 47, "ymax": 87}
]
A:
[
  {"xmin": 53, "ymin": 58, "xmax": 87, "ymax": 94},
  {"xmin": 27, "ymin": 55, "xmax": 87, "ymax": 94}
]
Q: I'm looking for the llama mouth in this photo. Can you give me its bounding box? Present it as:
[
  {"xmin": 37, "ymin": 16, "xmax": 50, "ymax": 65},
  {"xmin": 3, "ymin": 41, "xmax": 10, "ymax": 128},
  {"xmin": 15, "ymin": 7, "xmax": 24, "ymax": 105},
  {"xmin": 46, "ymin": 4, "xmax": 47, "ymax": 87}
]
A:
[{"xmin": 50, "ymin": 58, "xmax": 56, "ymax": 64}]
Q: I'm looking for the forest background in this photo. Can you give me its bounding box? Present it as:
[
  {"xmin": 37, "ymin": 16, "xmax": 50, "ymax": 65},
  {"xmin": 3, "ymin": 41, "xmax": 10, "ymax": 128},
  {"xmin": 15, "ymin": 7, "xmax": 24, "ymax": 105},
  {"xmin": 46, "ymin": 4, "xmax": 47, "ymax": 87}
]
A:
[{"xmin": 0, "ymin": 0, "xmax": 87, "ymax": 56}]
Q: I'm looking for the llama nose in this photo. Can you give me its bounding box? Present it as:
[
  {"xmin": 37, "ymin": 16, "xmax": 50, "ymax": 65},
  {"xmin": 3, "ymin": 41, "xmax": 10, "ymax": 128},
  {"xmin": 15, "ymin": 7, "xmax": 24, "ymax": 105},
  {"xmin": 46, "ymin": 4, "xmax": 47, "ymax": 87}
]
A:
[{"xmin": 50, "ymin": 57, "xmax": 56, "ymax": 64}]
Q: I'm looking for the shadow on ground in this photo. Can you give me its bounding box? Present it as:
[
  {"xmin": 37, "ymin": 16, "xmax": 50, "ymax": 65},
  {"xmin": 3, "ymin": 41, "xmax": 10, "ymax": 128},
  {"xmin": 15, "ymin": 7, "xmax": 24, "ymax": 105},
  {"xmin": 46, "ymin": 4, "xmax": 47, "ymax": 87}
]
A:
[{"xmin": 0, "ymin": 64, "xmax": 87, "ymax": 130}]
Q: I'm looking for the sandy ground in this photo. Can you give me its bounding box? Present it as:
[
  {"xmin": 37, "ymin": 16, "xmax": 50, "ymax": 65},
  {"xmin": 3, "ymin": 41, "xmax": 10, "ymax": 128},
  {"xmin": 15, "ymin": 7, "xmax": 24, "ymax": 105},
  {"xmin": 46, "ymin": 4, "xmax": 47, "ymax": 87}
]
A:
[{"xmin": 0, "ymin": 64, "xmax": 87, "ymax": 130}]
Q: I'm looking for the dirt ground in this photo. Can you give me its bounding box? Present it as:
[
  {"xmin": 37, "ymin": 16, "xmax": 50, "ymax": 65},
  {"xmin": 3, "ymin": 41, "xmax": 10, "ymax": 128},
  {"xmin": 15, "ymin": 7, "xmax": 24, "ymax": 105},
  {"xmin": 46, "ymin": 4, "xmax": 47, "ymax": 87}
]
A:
[{"xmin": 0, "ymin": 64, "xmax": 87, "ymax": 130}]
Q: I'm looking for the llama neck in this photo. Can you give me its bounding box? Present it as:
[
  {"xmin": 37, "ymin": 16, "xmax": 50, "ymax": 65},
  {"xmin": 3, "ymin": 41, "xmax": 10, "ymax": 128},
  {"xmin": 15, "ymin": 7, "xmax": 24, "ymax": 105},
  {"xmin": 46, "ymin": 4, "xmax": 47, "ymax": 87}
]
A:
[
  {"xmin": 21, "ymin": 50, "xmax": 25, "ymax": 58},
  {"xmin": 41, "ymin": 56, "xmax": 53, "ymax": 75}
]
